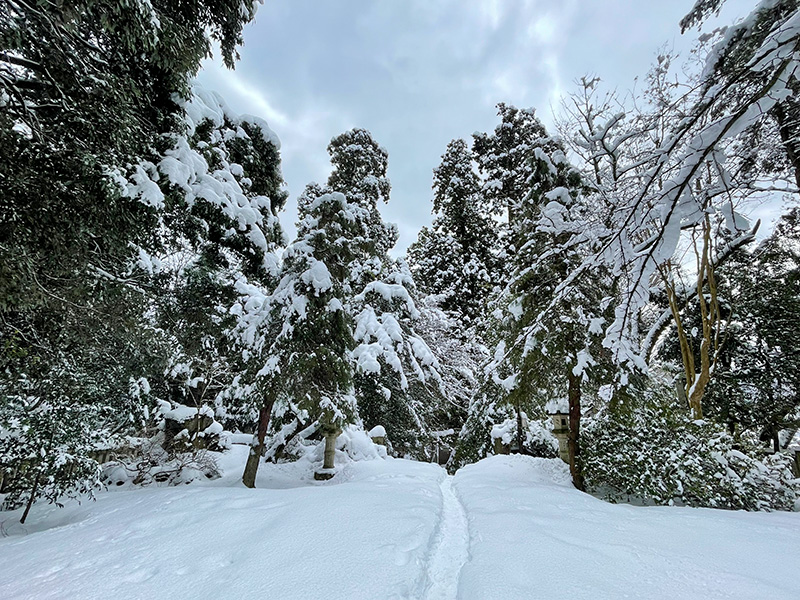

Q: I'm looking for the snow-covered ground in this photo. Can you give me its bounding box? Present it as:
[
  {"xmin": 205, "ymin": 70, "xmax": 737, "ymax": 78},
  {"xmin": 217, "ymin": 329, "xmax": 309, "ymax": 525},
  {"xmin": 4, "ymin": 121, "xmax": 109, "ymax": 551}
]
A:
[
  {"xmin": 1, "ymin": 450, "xmax": 797, "ymax": 599},
  {"xmin": 455, "ymin": 456, "xmax": 799, "ymax": 599}
]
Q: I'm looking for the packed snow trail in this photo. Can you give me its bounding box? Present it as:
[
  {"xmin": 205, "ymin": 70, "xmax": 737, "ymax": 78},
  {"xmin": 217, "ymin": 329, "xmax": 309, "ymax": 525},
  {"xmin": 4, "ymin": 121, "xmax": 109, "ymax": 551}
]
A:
[{"xmin": 424, "ymin": 476, "xmax": 470, "ymax": 600}]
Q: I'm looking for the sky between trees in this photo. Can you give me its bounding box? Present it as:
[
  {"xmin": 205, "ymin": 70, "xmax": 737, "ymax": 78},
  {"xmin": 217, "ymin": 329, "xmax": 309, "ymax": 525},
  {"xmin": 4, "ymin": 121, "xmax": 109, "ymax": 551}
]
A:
[{"xmin": 197, "ymin": 0, "xmax": 760, "ymax": 252}]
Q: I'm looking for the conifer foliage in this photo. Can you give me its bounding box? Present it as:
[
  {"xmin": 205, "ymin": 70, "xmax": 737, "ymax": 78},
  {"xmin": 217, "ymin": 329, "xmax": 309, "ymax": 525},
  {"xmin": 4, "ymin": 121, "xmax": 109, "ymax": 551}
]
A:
[
  {"xmin": 238, "ymin": 128, "xmax": 447, "ymax": 485},
  {"xmin": 0, "ymin": 1, "xmax": 266, "ymax": 519},
  {"xmin": 408, "ymin": 139, "xmax": 496, "ymax": 323}
]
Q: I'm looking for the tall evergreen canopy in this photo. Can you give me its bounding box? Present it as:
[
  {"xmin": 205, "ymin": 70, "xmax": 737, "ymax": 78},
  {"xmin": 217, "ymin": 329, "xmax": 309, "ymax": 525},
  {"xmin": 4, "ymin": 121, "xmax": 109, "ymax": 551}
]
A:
[{"xmin": 408, "ymin": 139, "xmax": 497, "ymax": 323}]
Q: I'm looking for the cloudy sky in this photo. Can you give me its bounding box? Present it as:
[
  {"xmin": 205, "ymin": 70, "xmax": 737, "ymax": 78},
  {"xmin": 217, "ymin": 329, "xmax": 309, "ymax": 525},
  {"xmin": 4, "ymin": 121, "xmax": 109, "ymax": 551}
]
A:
[{"xmin": 198, "ymin": 0, "xmax": 757, "ymax": 253}]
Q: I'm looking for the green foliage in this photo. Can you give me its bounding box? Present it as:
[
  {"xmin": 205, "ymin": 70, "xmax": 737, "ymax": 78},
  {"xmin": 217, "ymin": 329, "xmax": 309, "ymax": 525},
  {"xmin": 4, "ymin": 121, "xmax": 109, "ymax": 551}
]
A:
[
  {"xmin": 153, "ymin": 103, "xmax": 286, "ymax": 433},
  {"xmin": 258, "ymin": 192, "xmax": 358, "ymax": 431},
  {"xmin": 0, "ymin": 305, "xmax": 158, "ymax": 509},
  {"xmin": 408, "ymin": 138, "xmax": 497, "ymax": 323},
  {"xmin": 473, "ymin": 103, "xmax": 549, "ymax": 224},
  {"xmin": 0, "ymin": 0, "xmax": 259, "ymax": 512},
  {"xmin": 451, "ymin": 378, "xmax": 513, "ymax": 470},
  {"xmin": 656, "ymin": 209, "xmax": 800, "ymax": 447},
  {"xmin": 583, "ymin": 403, "xmax": 799, "ymax": 511}
]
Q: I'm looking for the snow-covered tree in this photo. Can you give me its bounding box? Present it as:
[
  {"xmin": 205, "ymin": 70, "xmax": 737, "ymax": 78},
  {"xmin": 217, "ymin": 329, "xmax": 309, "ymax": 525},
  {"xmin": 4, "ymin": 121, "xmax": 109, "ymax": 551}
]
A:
[
  {"xmin": 323, "ymin": 129, "xmax": 447, "ymax": 458},
  {"xmin": 237, "ymin": 129, "xmax": 447, "ymax": 474},
  {"xmin": 0, "ymin": 1, "xmax": 262, "ymax": 520},
  {"xmin": 241, "ymin": 192, "xmax": 358, "ymax": 486},
  {"xmin": 658, "ymin": 209, "xmax": 800, "ymax": 450},
  {"xmin": 543, "ymin": 3, "xmax": 800, "ymax": 419},
  {"xmin": 152, "ymin": 87, "xmax": 286, "ymax": 433},
  {"xmin": 473, "ymin": 104, "xmax": 549, "ymax": 228},
  {"xmin": 456, "ymin": 124, "xmax": 610, "ymax": 487},
  {"xmin": 597, "ymin": 1, "xmax": 800, "ymax": 379},
  {"xmin": 408, "ymin": 139, "xmax": 497, "ymax": 324}
]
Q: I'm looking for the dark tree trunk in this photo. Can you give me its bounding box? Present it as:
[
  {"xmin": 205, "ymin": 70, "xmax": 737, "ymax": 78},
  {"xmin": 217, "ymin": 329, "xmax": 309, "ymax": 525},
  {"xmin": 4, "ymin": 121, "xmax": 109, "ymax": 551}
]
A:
[
  {"xmin": 242, "ymin": 401, "xmax": 274, "ymax": 489},
  {"xmin": 515, "ymin": 403, "xmax": 525, "ymax": 454},
  {"xmin": 567, "ymin": 371, "xmax": 585, "ymax": 492},
  {"xmin": 20, "ymin": 472, "xmax": 40, "ymax": 524}
]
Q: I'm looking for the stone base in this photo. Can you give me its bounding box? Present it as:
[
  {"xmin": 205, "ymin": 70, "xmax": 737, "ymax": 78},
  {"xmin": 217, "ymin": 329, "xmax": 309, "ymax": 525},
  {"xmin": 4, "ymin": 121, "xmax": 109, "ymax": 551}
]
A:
[{"xmin": 314, "ymin": 469, "xmax": 336, "ymax": 481}]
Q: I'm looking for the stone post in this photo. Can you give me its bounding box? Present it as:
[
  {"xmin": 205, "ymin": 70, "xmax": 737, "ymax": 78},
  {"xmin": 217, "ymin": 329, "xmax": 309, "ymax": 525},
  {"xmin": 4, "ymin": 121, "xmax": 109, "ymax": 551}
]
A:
[
  {"xmin": 323, "ymin": 427, "xmax": 340, "ymax": 470},
  {"xmin": 315, "ymin": 423, "xmax": 341, "ymax": 481},
  {"xmin": 493, "ymin": 437, "xmax": 510, "ymax": 455},
  {"xmin": 550, "ymin": 412, "xmax": 570, "ymax": 464}
]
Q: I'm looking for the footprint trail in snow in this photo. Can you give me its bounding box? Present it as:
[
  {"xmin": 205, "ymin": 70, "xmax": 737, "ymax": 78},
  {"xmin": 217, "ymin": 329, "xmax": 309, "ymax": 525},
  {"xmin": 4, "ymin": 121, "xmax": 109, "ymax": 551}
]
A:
[{"xmin": 424, "ymin": 475, "xmax": 470, "ymax": 600}]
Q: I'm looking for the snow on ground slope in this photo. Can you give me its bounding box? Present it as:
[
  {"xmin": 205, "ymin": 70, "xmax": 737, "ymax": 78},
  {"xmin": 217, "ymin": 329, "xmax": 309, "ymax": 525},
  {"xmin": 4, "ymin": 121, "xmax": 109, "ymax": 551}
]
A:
[
  {"xmin": 1, "ymin": 451, "xmax": 798, "ymax": 600},
  {"xmin": 454, "ymin": 455, "xmax": 800, "ymax": 600},
  {"xmin": 0, "ymin": 449, "xmax": 445, "ymax": 600}
]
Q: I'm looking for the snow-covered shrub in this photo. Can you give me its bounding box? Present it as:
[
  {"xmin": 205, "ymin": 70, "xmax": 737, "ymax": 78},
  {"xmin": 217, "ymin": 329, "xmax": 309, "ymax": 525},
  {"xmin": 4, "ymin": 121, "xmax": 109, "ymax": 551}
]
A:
[
  {"xmin": 453, "ymin": 388, "xmax": 559, "ymax": 473},
  {"xmin": 337, "ymin": 426, "xmax": 387, "ymax": 462},
  {"xmin": 490, "ymin": 416, "xmax": 558, "ymax": 459},
  {"xmin": 0, "ymin": 366, "xmax": 149, "ymax": 515},
  {"xmin": 97, "ymin": 400, "xmax": 227, "ymax": 489},
  {"xmin": 582, "ymin": 408, "xmax": 800, "ymax": 511},
  {"xmin": 99, "ymin": 436, "xmax": 220, "ymax": 488},
  {"xmin": 156, "ymin": 401, "xmax": 227, "ymax": 453}
]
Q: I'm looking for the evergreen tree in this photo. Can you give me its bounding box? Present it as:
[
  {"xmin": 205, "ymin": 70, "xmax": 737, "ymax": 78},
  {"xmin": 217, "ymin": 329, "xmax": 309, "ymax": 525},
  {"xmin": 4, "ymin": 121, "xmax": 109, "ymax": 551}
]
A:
[
  {"xmin": 238, "ymin": 129, "xmax": 446, "ymax": 478},
  {"xmin": 323, "ymin": 129, "xmax": 446, "ymax": 458},
  {"xmin": 241, "ymin": 192, "xmax": 358, "ymax": 486},
  {"xmin": 1, "ymin": 0, "xmax": 258, "ymax": 311},
  {"xmin": 0, "ymin": 2, "xmax": 261, "ymax": 519},
  {"xmin": 153, "ymin": 87, "xmax": 287, "ymax": 433},
  {"xmin": 473, "ymin": 104, "xmax": 549, "ymax": 228},
  {"xmin": 456, "ymin": 124, "xmax": 608, "ymax": 489},
  {"xmin": 408, "ymin": 139, "xmax": 497, "ymax": 323}
]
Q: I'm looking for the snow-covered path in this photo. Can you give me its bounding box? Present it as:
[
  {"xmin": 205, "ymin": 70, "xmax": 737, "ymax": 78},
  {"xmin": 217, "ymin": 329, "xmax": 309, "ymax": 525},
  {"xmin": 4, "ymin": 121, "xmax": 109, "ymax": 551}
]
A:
[
  {"xmin": 424, "ymin": 476, "xmax": 469, "ymax": 600},
  {"xmin": 454, "ymin": 456, "xmax": 800, "ymax": 600},
  {"xmin": 1, "ymin": 451, "xmax": 798, "ymax": 599}
]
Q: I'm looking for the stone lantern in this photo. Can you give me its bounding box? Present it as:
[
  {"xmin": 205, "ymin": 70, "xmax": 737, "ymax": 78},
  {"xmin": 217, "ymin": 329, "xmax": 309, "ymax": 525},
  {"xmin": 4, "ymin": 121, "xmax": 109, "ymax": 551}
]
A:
[
  {"xmin": 369, "ymin": 425, "xmax": 387, "ymax": 447},
  {"xmin": 314, "ymin": 423, "xmax": 342, "ymax": 481},
  {"xmin": 549, "ymin": 409, "xmax": 570, "ymax": 464}
]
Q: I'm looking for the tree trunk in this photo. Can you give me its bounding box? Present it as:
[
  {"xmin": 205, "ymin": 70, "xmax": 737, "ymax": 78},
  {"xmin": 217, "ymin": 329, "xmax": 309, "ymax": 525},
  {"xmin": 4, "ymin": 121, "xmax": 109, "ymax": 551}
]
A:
[
  {"xmin": 20, "ymin": 472, "xmax": 40, "ymax": 524},
  {"xmin": 242, "ymin": 402, "xmax": 274, "ymax": 489},
  {"xmin": 567, "ymin": 371, "xmax": 585, "ymax": 492},
  {"xmin": 515, "ymin": 403, "xmax": 525, "ymax": 454}
]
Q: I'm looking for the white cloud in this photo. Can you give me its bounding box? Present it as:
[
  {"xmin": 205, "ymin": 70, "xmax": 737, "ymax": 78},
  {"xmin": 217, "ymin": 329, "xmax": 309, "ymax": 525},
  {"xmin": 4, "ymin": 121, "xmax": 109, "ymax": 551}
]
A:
[{"xmin": 196, "ymin": 0, "xmax": 763, "ymax": 254}]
